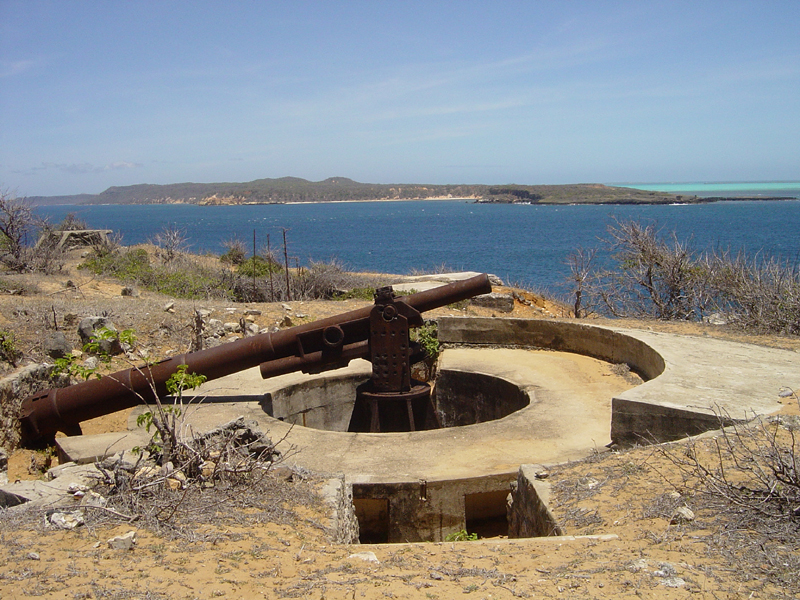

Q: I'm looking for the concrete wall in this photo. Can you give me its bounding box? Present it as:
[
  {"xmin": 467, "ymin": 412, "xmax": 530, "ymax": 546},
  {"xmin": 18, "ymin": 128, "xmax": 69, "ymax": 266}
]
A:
[
  {"xmin": 507, "ymin": 465, "xmax": 563, "ymax": 538},
  {"xmin": 353, "ymin": 473, "xmax": 514, "ymax": 543},
  {"xmin": 266, "ymin": 373, "xmax": 363, "ymax": 431},
  {"xmin": 610, "ymin": 398, "xmax": 733, "ymax": 446},
  {"xmin": 437, "ymin": 317, "xmax": 665, "ymax": 381},
  {"xmin": 434, "ymin": 369, "xmax": 530, "ymax": 427},
  {"xmin": 317, "ymin": 475, "xmax": 360, "ymax": 544}
]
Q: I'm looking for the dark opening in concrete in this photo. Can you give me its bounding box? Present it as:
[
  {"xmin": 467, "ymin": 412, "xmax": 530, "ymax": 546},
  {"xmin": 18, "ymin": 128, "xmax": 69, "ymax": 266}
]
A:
[
  {"xmin": 354, "ymin": 498, "xmax": 390, "ymax": 544},
  {"xmin": 465, "ymin": 490, "xmax": 510, "ymax": 538},
  {"xmin": 265, "ymin": 370, "xmax": 531, "ymax": 433}
]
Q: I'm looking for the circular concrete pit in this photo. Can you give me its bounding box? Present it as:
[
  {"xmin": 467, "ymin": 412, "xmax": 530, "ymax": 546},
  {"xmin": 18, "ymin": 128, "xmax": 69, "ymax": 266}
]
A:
[{"xmin": 113, "ymin": 317, "xmax": 799, "ymax": 543}]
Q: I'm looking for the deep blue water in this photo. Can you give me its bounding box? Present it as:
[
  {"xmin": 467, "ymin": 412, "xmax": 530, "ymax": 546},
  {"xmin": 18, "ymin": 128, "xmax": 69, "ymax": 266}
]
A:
[{"xmin": 35, "ymin": 199, "xmax": 800, "ymax": 294}]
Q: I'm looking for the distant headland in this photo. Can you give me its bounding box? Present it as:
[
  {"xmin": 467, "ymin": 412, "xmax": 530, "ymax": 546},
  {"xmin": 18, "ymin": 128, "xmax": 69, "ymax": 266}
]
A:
[{"xmin": 22, "ymin": 177, "xmax": 798, "ymax": 207}]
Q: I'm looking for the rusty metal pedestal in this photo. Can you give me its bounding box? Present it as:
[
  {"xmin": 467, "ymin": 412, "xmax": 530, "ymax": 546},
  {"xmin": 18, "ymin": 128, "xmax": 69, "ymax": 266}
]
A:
[{"xmin": 349, "ymin": 381, "xmax": 438, "ymax": 432}]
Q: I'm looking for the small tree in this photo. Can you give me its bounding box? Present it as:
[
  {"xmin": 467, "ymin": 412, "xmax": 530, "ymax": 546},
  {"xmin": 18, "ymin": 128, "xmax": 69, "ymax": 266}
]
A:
[
  {"xmin": 0, "ymin": 190, "xmax": 41, "ymax": 272},
  {"xmin": 594, "ymin": 219, "xmax": 709, "ymax": 321},
  {"xmin": 565, "ymin": 246, "xmax": 597, "ymax": 318},
  {"xmin": 151, "ymin": 223, "xmax": 188, "ymax": 264}
]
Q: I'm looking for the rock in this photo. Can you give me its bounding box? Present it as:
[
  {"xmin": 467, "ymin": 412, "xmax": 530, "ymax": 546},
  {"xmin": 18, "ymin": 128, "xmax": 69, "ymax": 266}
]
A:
[
  {"xmin": 349, "ymin": 551, "xmax": 379, "ymax": 564},
  {"xmin": 200, "ymin": 461, "xmax": 216, "ymax": 478},
  {"xmin": 244, "ymin": 323, "xmax": 260, "ymax": 336},
  {"xmin": 653, "ymin": 562, "xmax": 677, "ymax": 577},
  {"xmin": 703, "ymin": 312, "xmax": 728, "ymax": 325},
  {"xmin": 77, "ymin": 317, "xmax": 122, "ymax": 356},
  {"xmin": 223, "ymin": 322, "xmax": 241, "ymax": 333},
  {"xmin": 166, "ymin": 478, "xmax": 182, "ymax": 490},
  {"xmin": 196, "ymin": 309, "xmax": 212, "ymax": 319},
  {"xmin": 470, "ymin": 292, "xmax": 514, "ymax": 313},
  {"xmin": 280, "ymin": 315, "xmax": 293, "ymax": 328},
  {"xmin": 0, "ymin": 489, "xmax": 26, "ymax": 508},
  {"xmin": 670, "ymin": 506, "xmax": 695, "ymax": 524},
  {"xmin": 488, "ymin": 274, "xmax": 504, "ymax": 286},
  {"xmin": 0, "ymin": 446, "xmax": 7, "ymax": 473},
  {"xmin": 295, "ymin": 313, "xmax": 308, "ymax": 319},
  {"xmin": 778, "ymin": 387, "xmax": 795, "ymax": 398},
  {"xmin": 80, "ymin": 491, "xmax": 107, "ymax": 507},
  {"xmin": 47, "ymin": 510, "xmax": 85, "ymax": 530},
  {"xmin": 628, "ymin": 559, "xmax": 648, "ymax": 573},
  {"xmin": 164, "ymin": 300, "xmax": 175, "ymax": 313},
  {"xmin": 281, "ymin": 303, "xmax": 292, "ymax": 311},
  {"xmin": 107, "ymin": 530, "xmax": 136, "ymax": 550},
  {"xmin": 244, "ymin": 309, "xmax": 262, "ymax": 316},
  {"xmin": 120, "ymin": 286, "xmax": 138, "ymax": 297},
  {"xmin": 83, "ymin": 356, "xmax": 99, "ymax": 370},
  {"xmin": 134, "ymin": 466, "xmax": 160, "ymax": 480},
  {"xmin": 26, "ymin": 552, "xmax": 40, "ymax": 561},
  {"xmin": 205, "ymin": 319, "xmax": 224, "ymax": 337},
  {"xmin": 44, "ymin": 331, "xmax": 71, "ymax": 359}
]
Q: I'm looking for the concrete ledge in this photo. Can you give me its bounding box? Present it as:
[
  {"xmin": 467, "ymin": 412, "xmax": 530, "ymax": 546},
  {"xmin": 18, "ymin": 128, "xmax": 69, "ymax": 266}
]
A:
[
  {"xmin": 438, "ymin": 317, "xmax": 799, "ymax": 445},
  {"xmin": 438, "ymin": 317, "xmax": 665, "ymax": 380}
]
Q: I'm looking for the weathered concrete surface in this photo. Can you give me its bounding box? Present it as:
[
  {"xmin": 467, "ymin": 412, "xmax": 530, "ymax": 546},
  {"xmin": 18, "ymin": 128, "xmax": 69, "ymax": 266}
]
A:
[
  {"xmin": 508, "ymin": 464, "xmax": 563, "ymax": 538},
  {"xmin": 45, "ymin": 317, "xmax": 800, "ymax": 542},
  {"xmin": 54, "ymin": 319, "xmax": 800, "ymax": 477},
  {"xmin": 439, "ymin": 317, "xmax": 798, "ymax": 445}
]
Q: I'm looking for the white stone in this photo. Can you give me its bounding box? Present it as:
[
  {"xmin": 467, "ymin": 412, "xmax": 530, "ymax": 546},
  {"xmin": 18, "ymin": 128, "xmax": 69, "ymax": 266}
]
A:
[
  {"xmin": 107, "ymin": 530, "xmax": 137, "ymax": 550},
  {"xmin": 670, "ymin": 506, "xmax": 695, "ymax": 524},
  {"xmin": 349, "ymin": 551, "xmax": 379, "ymax": 564},
  {"xmin": 48, "ymin": 510, "xmax": 85, "ymax": 530}
]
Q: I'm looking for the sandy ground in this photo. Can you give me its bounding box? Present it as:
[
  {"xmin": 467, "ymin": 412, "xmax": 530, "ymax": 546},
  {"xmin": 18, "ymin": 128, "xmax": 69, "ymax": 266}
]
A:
[{"xmin": 2, "ymin": 250, "xmax": 799, "ymax": 598}]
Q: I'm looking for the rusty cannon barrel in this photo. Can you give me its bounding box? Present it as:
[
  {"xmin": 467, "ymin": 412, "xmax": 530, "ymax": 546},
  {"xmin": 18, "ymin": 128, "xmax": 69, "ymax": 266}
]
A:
[{"xmin": 19, "ymin": 273, "xmax": 492, "ymax": 445}]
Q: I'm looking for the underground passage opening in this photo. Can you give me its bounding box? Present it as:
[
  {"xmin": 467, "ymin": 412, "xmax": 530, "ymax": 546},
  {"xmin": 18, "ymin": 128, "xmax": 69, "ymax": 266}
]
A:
[
  {"xmin": 264, "ymin": 369, "xmax": 531, "ymax": 433},
  {"xmin": 353, "ymin": 498, "xmax": 389, "ymax": 544},
  {"xmin": 465, "ymin": 490, "xmax": 510, "ymax": 539}
]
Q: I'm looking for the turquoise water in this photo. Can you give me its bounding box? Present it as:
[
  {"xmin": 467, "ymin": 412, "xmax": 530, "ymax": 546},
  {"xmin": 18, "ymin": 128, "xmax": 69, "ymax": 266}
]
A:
[
  {"xmin": 36, "ymin": 198, "xmax": 800, "ymax": 293},
  {"xmin": 620, "ymin": 182, "xmax": 800, "ymax": 197}
]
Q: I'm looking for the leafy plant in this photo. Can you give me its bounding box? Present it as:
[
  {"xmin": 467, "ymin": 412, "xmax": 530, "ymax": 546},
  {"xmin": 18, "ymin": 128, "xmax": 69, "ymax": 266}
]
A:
[
  {"xmin": 411, "ymin": 322, "xmax": 440, "ymax": 360},
  {"xmin": 0, "ymin": 328, "xmax": 20, "ymax": 366},
  {"xmin": 445, "ymin": 529, "xmax": 478, "ymax": 542},
  {"xmin": 165, "ymin": 363, "xmax": 207, "ymax": 397}
]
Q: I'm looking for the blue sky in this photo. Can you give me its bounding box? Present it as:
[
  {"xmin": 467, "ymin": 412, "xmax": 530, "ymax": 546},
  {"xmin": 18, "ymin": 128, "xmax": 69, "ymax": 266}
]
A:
[{"xmin": 1, "ymin": 1, "xmax": 798, "ymax": 196}]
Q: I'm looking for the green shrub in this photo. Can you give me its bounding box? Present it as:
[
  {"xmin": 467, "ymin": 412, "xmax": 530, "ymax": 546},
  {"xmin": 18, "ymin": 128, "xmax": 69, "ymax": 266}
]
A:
[
  {"xmin": 445, "ymin": 529, "xmax": 478, "ymax": 542},
  {"xmin": 0, "ymin": 329, "xmax": 20, "ymax": 366},
  {"xmin": 237, "ymin": 255, "xmax": 281, "ymax": 277}
]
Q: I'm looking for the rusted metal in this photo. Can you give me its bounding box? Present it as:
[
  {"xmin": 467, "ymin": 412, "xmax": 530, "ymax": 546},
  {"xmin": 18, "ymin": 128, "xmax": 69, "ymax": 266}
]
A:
[
  {"xmin": 19, "ymin": 274, "xmax": 492, "ymax": 445},
  {"xmin": 348, "ymin": 286, "xmax": 437, "ymax": 432}
]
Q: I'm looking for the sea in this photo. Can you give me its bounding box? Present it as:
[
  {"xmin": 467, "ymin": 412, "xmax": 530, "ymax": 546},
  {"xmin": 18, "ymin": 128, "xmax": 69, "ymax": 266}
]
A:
[{"xmin": 34, "ymin": 182, "xmax": 800, "ymax": 295}]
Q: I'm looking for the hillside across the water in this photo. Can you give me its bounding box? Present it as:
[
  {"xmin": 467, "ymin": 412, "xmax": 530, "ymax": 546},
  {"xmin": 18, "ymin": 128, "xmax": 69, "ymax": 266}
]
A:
[{"xmin": 24, "ymin": 178, "xmax": 707, "ymax": 206}]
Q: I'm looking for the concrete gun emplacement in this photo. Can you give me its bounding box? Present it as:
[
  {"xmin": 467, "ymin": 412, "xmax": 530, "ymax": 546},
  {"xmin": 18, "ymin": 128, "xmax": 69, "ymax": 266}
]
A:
[{"xmin": 19, "ymin": 273, "xmax": 493, "ymax": 445}]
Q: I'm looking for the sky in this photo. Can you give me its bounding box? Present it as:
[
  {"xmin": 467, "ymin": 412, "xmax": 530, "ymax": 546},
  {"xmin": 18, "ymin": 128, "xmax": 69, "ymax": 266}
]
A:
[{"xmin": 1, "ymin": 1, "xmax": 799, "ymax": 197}]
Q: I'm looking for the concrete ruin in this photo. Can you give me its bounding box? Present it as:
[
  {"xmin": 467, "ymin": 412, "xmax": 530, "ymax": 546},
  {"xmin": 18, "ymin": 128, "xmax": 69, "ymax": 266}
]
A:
[{"xmin": 46, "ymin": 316, "xmax": 799, "ymax": 544}]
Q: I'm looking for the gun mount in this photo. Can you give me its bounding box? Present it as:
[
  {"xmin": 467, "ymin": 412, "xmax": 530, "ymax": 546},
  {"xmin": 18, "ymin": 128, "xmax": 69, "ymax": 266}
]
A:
[{"xmin": 19, "ymin": 274, "xmax": 492, "ymax": 445}]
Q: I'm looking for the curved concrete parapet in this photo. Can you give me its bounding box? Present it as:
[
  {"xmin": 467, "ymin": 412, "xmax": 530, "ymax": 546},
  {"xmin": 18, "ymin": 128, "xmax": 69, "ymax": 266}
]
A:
[{"xmin": 438, "ymin": 317, "xmax": 799, "ymax": 445}]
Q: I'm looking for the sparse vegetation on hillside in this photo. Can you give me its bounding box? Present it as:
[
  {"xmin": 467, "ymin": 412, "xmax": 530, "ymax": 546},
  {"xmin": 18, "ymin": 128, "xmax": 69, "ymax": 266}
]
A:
[
  {"xmin": 22, "ymin": 178, "xmax": 697, "ymax": 206},
  {"xmin": 569, "ymin": 218, "xmax": 800, "ymax": 335}
]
